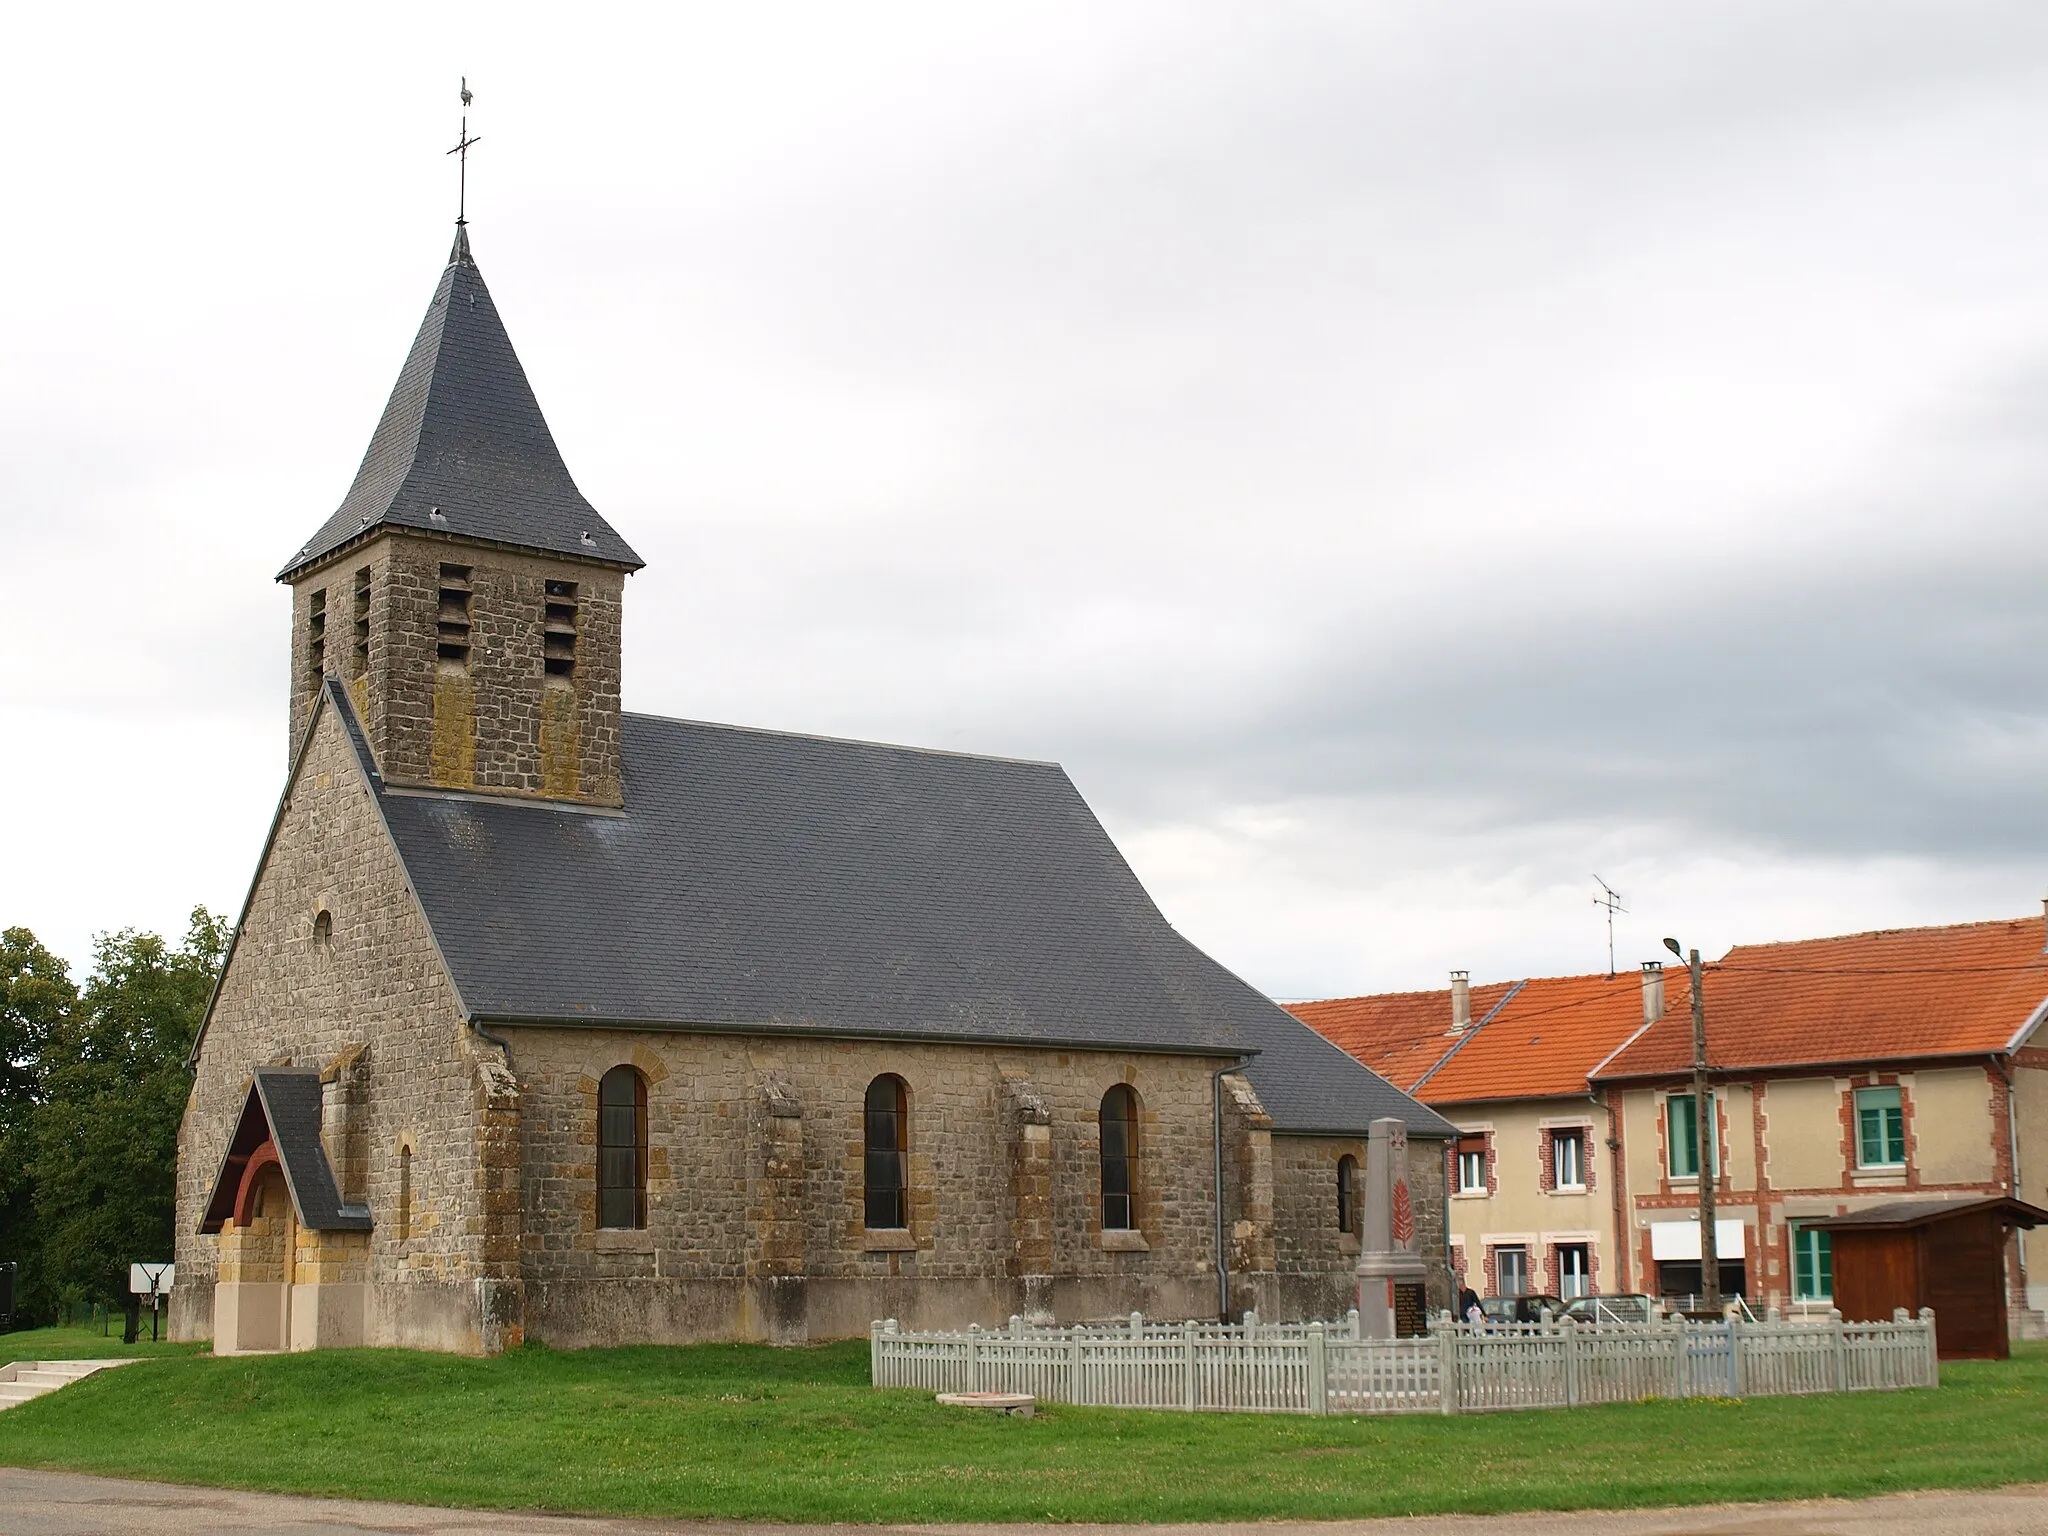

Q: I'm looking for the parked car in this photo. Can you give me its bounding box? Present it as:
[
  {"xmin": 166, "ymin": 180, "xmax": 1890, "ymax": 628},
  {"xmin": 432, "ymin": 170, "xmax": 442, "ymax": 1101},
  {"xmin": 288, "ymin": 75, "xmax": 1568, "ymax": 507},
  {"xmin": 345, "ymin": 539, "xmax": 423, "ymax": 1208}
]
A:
[
  {"xmin": 1559, "ymin": 1293, "xmax": 1657, "ymax": 1325},
  {"xmin": 1477, "ymin": 1293, "xmax": 1565, "ymax": 1324}
]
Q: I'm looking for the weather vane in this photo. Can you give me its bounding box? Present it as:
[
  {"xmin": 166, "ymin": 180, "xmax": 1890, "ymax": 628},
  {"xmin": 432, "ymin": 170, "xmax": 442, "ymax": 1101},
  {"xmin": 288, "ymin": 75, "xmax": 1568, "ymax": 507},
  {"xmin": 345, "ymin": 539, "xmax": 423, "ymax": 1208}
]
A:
[{"xmin": 448, "ymin": 77, "xmax": 480, "ymax": 226}]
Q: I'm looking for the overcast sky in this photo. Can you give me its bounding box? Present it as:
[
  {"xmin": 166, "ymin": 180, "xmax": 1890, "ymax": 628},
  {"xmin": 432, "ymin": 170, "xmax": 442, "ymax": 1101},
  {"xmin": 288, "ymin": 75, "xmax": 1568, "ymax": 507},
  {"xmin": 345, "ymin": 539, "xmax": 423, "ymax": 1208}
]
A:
[{"xmin": 7, "ymin": 2, "xmax": 2048, "ymax": 996}]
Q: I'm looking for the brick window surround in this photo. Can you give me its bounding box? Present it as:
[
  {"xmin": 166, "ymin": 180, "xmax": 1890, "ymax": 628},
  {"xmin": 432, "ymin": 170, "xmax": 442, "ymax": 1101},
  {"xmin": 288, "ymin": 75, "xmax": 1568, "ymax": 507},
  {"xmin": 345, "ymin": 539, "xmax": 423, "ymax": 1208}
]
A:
[
  {"xmin": 1452, "ymin": 1129, "xmax": 1496, "ymax": 1196},
  {"xmin": 1544, "ymin": 1240, "xmax": 1599, "ymax": 1297},
  {"xmin": 1842, "ymin": 1073, "xmax": 1916, "ymax": 1180},
  {"xmin": 1658, "ymin": 1089, "xmax": 1726, "ymax": 1190},
  {"xmin": 1538, "ymin": 1125, "xmax": 1595, "ymax": 1194}
]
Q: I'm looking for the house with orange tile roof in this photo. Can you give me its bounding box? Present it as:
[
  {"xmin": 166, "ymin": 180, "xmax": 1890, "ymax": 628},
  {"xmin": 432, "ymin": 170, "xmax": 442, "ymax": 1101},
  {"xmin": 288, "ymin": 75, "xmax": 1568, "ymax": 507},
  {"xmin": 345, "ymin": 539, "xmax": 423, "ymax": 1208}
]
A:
[
  {"xmin": 1291, "ymin": 968, "xmax": 1655, "ymax": 1306},
  {"xmin": 1294, "ymin": 911, "xmax": 2048, "ymax": 1339},
  {"xmin": 1591, "ymin": 914, "xmax": 2048, "ymax": 1334}
]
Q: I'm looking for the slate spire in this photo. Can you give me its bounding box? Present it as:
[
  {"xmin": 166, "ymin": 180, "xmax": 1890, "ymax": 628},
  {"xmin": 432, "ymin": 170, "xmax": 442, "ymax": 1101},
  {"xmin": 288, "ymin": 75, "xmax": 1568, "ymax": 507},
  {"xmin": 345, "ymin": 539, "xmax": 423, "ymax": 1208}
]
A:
[{"xmin": 280, "ymin": 229, "xmax": 642, "ymax": 581}]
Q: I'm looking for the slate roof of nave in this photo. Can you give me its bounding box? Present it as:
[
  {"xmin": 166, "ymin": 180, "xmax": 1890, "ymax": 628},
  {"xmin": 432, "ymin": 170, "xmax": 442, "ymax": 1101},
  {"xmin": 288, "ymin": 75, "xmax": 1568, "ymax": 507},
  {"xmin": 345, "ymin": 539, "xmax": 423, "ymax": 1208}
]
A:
[
  {"xmin": 280, "ymin": 227, "xmax": 642, "ymax": 582},
  {"xmin": 323, "ymin": 683, "xmax": 1453, "ymax": 1138}
]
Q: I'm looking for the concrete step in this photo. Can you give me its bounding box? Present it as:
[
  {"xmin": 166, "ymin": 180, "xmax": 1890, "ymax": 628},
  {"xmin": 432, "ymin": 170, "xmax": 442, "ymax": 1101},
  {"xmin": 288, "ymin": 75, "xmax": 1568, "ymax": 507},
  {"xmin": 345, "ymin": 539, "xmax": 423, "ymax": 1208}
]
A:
[{"xmin": 0, "ymin": 1358, "xmax": 143, "ymax": 1412}]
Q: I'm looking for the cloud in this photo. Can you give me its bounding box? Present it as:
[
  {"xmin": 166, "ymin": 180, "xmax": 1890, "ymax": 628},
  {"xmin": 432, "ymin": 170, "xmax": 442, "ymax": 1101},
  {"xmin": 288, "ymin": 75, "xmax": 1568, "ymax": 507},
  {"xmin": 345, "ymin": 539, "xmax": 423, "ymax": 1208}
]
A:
[{"xmin": 5, "ymin": 1, "xmax": 2048, "ymax": 995}]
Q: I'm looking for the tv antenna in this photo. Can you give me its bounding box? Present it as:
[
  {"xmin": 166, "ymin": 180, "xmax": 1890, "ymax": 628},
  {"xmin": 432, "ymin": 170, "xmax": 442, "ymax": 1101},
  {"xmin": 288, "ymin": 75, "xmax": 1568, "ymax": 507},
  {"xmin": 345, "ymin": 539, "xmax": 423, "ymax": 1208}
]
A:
[
  {"xmin": 1592, "ymin": 875, "xmax": 1627, "ymax": 979},
  {"xmin": 448, "ymin": 77, "xmax": 481, "ymax": 226}
]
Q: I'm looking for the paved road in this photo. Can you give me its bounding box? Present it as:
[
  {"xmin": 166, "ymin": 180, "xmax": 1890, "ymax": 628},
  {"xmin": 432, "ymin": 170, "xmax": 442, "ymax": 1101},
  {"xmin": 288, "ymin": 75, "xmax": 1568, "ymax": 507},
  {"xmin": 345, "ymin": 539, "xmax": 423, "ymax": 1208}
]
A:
[{"xmin": 3, "ymin": 1470, "xmax": 2046, "ymax": 1536}]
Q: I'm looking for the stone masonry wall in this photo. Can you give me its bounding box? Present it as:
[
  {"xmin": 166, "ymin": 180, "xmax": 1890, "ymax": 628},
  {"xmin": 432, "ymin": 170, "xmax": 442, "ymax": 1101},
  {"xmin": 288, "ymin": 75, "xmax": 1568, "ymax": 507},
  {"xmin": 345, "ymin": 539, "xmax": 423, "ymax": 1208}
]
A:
[
  {"xmin": 173, "ymin": 700, "xmax": 512, "ymax": 1353},
  {"xmin": 1268, "ymin": 1133, "xmax": 1452, "ymax": 1321},
  {"xmin": 509, "ymin": 1029, "xmax": 1366, "ymax": 1345},
  {"xmin": 1272, "ymin": 1132, "xmax": 1367, "ymax": 1275},
  {"xmin": 289, "ymin": 533, "xmax": 625, "ymax": 806},
  {"xmin": 1408, "ymin": 1135, "xmax": 1452, "ymax": 1311}
]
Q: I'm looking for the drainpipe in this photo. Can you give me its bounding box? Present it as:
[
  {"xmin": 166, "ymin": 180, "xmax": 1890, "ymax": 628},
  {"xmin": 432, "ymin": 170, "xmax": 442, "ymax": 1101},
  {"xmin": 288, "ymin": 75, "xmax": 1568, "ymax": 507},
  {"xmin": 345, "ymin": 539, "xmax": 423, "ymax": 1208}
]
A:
[
  {"xmin": 470, "ymin": 1016, "xmax": 515, "ymax": 1060},
  {"xmin": 1996, "ymin": 1054, "xmax": 2026, "ymax": 1294},
  {"xmin": 1598, "ymin": 1086, "xmax": 1628, "ymax": 1292}
]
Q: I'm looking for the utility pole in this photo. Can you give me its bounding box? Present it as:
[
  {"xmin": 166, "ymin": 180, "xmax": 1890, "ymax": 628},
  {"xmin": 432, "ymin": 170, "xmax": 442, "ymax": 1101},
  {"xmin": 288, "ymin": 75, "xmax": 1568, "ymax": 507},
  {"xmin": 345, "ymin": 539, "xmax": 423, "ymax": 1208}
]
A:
[
  {"xmin": 1689, "ymin": 946, "xmax": 1719, "ymax": 1313},
  {"xmin": 1665, "ymin": 937, "xmax": 1719, "ymax": 1314}
]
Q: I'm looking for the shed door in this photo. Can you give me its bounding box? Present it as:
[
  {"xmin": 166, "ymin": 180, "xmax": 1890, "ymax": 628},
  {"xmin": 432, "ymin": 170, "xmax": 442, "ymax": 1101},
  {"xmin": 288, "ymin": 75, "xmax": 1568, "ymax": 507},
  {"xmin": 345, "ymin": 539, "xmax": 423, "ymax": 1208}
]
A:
[
  {"xmin": 1831, "ymin": 1229, "xmax": 1917, "ymax": 1326},
  {"xmin": 1923, "ymin": 1215, "xmax": 2008, "ymax": 1361}
]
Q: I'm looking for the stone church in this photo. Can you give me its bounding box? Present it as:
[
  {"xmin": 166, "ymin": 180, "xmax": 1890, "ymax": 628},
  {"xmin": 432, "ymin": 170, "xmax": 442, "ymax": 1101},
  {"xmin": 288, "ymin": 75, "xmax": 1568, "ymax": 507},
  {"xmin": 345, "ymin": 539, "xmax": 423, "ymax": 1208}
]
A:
[{"xmin": 171, "ymin": 221, "xmax": 1453, "ymax": 1355}]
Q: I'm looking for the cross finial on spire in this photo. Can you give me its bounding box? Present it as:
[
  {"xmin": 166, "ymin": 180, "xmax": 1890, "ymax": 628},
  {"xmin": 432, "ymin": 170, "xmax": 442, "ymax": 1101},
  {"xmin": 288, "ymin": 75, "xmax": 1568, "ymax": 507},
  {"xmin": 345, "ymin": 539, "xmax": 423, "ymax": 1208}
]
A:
[{"xmin": 448, "ymin": 76, "xmax": 481, "ymax": 228}]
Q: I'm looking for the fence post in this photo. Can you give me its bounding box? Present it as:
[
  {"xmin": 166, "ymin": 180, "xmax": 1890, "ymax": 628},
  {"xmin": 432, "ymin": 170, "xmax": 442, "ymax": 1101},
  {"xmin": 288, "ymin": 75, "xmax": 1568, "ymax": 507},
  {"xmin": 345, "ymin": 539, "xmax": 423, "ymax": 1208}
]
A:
[
  {"xmin": 1437, "ymin": 1322, "xmax": 1459, "ymax": 1414},
  {"xmin": 967, "ymin": 1323, "xmax": 981, "ymax": 1394},
  {"xmin": 1729, "ymin": 1313, "xmax": 1745, "ymax": 1397},
  {"xmin": 1562, "ymin": 1315, "xmax": 1579, "ymax": 1407},
  {"xmin": 1920, "ymin": 1307, "xmax": 1939, "ymax": 1389},
  {"xmin": 1307, "ymin": 1320, "xmax": 1328, "ymax": 1416},
  {"xmin": 1347, "ymin": 1306, "xmax": 1360, "ymax": 1340},
  {"xmin": 1829, "ymin": 1308, "xmax": 1845, "ymax": 1392},
  {"xmin": 1069, "ymin": 1325, "xmax": 1084, "ymax": 1405},
  {"xmin": 1183, "ymin": 1318, "xmax": 1198, "ymax": 1412},
  {"xmin": 1668, "ymin": 1311, "xmax": 1686, "ymax": 1399},
  {"xmin": 870, "ymin": 1320, "xmax": 881, "ymax": 1385}
]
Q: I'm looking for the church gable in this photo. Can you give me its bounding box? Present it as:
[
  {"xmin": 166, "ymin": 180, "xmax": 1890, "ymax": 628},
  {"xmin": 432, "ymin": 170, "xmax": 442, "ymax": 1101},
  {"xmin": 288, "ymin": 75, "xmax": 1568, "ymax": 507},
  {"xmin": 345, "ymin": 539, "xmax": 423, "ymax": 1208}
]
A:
[
  {"xmin": 198, "ymin": 1070, "xmax": 370, "ymax": 1235},
  {"xmin": 177, "ymin": 684, "xmax": 509, "ymax": 1350}
]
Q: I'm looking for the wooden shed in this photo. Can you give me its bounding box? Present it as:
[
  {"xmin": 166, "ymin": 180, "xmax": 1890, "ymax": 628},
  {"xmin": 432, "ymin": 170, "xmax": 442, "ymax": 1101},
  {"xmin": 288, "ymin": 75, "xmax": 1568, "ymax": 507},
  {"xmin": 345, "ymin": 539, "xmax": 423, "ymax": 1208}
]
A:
[{"xmin": 1809, "ymin": 1196, "xmax": 2048, "ymax": 1360}]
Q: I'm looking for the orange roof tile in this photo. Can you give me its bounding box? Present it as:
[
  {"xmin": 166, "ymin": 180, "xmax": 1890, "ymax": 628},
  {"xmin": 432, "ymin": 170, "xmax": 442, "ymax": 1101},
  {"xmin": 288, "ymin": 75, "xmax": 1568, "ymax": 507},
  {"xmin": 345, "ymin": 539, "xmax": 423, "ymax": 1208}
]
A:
[
  {"xmin": 1286, "ymin": 981, "xmax": 1516, "ymax": 1093},
  {"xmin": 1594, "ymin": 915, "xmax": 2048, "ymax": 1080},
  {"xmin": 1420, "ymin": 972, "xmax": 1653, "ymax": 1104}
]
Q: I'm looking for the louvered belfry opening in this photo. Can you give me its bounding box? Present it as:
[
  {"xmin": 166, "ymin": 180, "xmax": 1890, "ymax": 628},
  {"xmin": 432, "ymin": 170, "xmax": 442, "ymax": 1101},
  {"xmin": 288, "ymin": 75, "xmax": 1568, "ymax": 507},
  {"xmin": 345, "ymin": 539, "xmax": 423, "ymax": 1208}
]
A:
[
  {"xmin": 306, "ymin": 588, "xmax": 327, "ymax": 694},
  {"xmin": 543, "ymin": 579, "xmax": 578, "ymax": 685},
  {"xmin": 436, "ymin": 564, "xmax": 473, "ymax": 673}
]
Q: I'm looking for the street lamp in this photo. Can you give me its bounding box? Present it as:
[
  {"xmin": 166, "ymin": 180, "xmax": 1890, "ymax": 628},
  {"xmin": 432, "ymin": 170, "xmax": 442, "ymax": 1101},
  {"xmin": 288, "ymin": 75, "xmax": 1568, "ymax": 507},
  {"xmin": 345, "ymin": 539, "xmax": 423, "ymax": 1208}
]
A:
[{"xmin": 1663, "ymin": 936, "xmax": 1720, "ymax": 1314}]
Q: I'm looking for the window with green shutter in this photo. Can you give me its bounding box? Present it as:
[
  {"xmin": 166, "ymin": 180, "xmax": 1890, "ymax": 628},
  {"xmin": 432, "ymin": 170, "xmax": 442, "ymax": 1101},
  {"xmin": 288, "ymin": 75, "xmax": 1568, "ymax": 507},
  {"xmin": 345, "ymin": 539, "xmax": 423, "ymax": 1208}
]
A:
[
  {"xmin": 1666, "ymin": 1091, "xmax": 1716, "ymax": 1178},
  {"xmin": 1792, "ymin": 1223, "xmax": 1832, "ymax": 1301},
  {"xmin": 1855, "ymin": 1086, "xmax": 1906, "ymax": 1168}
]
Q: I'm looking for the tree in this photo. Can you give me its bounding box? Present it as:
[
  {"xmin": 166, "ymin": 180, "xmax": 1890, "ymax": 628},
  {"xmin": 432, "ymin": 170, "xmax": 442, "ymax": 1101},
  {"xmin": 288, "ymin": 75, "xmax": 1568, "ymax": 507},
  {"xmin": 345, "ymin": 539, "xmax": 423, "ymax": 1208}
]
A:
[
  {"xmin": 30, "ymin": 909, "xmax": 227, "ymax": 1309},
  {"xmin": 0, "ymin": 929, "xmax": 77, "ymax": 1321}
]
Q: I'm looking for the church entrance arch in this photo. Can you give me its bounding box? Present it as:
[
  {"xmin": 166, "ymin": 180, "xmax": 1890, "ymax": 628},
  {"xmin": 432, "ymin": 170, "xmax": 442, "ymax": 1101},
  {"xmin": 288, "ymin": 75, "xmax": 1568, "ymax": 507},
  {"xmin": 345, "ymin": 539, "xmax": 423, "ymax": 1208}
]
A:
[{"xmin": 199, "ymin": 1070, "xmax": 371, "ymax": 1353}]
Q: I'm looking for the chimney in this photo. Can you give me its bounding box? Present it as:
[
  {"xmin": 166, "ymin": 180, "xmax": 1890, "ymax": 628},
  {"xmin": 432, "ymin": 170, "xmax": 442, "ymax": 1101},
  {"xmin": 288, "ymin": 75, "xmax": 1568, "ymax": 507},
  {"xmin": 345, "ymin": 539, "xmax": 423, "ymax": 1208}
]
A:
[
  {"xmin": 1641, "ymin": 960, "xmax": 1666, "ymax": 1026},
  {"xmin": 1450, "ymin": 970, "xmax": 1472, "ymax": 1033}
]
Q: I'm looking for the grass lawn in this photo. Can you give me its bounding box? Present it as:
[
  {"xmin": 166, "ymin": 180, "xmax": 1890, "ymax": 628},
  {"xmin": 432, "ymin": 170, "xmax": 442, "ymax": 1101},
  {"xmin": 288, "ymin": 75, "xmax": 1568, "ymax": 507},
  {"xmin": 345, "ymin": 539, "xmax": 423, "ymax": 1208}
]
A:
[
  {"xmin": 0, "ymin": 1337, "xmax": 2042, "ymax": 1523},
  {"xmin": 1, "ymin": 1325, "xmax": 206, "ymax": 1366}
]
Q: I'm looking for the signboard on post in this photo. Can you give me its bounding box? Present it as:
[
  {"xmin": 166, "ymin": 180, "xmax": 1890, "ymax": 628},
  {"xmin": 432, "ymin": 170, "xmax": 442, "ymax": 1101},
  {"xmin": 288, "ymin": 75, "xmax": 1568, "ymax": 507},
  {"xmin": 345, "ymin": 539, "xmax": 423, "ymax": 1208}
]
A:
[
  {"xmin": 130, "ymin": 1262, "xmax": 174, "ymax": 1342},
  {"xmin": 129, "ymin": 1262, "xmax": 174, "ymax": 1298}
]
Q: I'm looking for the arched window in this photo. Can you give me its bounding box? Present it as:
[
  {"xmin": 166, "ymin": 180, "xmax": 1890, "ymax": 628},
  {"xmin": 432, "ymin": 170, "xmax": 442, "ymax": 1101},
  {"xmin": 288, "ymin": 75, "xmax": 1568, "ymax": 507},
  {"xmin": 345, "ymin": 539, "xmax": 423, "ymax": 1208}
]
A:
[
  {"xmin": 312, "ymin": 909, "xmax": 333, "ymax": 952},
  {"xmin": 1100, "ymin": 1085, "xmax": 1138, "ymax": 1231},
  {"xmin": 598, "ymin": 1065, "xmax": 648, "ymax": 1230},
  {"xmin": 1337, "ymin": 1154, "xmax": 1360, "ymax": 1236},
  {"xmin": 864, "ymin": 1075, "xmax": 909, "ymax": 1229}
]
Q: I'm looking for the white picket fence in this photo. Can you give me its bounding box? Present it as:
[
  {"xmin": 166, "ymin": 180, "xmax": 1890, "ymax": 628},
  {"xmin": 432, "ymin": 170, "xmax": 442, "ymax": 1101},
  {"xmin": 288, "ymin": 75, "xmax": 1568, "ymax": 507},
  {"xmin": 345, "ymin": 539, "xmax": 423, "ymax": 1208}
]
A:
[{"xmin": 871, "ymin": 1308, "xmax": 1938, "ymax": 1415}]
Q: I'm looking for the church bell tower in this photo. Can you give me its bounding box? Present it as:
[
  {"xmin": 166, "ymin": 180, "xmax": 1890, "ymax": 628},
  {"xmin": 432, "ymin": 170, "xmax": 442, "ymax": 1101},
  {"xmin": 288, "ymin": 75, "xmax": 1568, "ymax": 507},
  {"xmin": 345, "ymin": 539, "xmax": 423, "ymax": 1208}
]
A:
[{"xmin": 279, "ymin": 224, "xmax": 642, "ymax": 807}]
